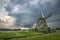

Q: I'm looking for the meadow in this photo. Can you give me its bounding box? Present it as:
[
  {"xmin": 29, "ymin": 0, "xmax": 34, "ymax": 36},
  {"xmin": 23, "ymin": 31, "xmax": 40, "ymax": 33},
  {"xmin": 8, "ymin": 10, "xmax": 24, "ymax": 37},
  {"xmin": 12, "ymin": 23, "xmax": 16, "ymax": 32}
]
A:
[{"xmin": 0, "ymin": 30, "xmax": 60, "ymax": 40}]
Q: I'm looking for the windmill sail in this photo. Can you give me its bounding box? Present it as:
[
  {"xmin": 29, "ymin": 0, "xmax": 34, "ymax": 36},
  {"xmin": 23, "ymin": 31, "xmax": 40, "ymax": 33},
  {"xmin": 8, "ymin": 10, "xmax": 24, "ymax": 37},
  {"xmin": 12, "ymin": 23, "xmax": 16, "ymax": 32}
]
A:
[
  {"xmin": 41, "ymin": 11, "xmax": 44, "ymax": 18},
  {"xmin": 45, "ymin": 12, "xmax": 53, "ymax": 19}
]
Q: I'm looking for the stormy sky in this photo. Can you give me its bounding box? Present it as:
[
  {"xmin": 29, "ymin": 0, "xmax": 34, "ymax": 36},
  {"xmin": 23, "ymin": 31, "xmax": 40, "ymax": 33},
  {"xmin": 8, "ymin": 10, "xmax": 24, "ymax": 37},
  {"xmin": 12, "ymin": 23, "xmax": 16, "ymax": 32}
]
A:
[{"xmin": 0, "ymin": 0, "xmax": 60, "ymax": 29}]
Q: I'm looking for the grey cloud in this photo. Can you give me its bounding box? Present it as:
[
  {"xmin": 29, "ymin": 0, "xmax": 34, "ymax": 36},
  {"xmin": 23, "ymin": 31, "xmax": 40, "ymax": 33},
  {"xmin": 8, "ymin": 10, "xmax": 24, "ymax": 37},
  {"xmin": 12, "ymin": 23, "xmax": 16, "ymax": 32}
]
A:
[
  {"xmin": 0, "ymin": 0, "xmax": 10, "ymax": 8},
  {"xmin": 0, "ymin": 0, "xmax": 17, "ymax": 28},
  {"xmin": 4, "ymin": 0, "xmax": 60, "ymax": 28}
]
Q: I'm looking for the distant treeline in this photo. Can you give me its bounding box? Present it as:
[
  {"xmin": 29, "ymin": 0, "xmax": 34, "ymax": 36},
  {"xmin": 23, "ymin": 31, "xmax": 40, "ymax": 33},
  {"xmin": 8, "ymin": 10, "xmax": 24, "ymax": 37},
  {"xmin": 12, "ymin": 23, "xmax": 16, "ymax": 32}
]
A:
[
  {"xmin": 0, "ymin": 27, "xmax": 60, "ymax": 31},
  {"xmin": 0, "ymin": 29, "xmax": 21, "ymax": 31}
]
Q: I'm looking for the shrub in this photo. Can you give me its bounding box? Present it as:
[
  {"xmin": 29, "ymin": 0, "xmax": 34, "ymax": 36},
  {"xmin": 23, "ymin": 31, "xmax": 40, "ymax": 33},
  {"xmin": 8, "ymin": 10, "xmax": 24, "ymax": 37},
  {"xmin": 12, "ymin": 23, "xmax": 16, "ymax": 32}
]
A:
[
  {"xmin": 56, "ymin": 27, "xmax": 60, "ymax": 30},
  {"xmin": 47, "ymin": 27, "xmax": 52, "ymax": 33}
]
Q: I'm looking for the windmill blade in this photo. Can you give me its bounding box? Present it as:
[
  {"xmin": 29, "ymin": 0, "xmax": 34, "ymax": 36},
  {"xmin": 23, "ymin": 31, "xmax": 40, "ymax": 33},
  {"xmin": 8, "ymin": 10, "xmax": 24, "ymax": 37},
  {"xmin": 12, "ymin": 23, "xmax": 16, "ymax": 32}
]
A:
[
  {"xmin": 41, "ymin": 11, "xmax": 44, "ymax": 18},
  {"xmin": 45, "ymin": 12, "xmax": 53, "ymax": 19}
]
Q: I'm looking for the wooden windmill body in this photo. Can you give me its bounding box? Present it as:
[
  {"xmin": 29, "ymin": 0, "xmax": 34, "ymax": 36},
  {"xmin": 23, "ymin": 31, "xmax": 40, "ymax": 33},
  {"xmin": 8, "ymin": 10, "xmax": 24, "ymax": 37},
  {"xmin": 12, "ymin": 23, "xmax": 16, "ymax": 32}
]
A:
[
  {"xmin": 36, "ymin": 11, "xmax": 52, "ymax": 31},
  {"xmin": 36, "ymin": 18, "xmax": 48, "ymax": 31}
]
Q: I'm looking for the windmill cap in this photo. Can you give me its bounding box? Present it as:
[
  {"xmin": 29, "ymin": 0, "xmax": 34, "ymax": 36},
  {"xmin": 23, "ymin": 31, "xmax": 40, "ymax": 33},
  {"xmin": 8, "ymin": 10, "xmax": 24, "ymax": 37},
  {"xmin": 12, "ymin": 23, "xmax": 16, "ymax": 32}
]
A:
[{"xmin": 38, "ymin": 18, "xmax": 45, "ymax": 20}]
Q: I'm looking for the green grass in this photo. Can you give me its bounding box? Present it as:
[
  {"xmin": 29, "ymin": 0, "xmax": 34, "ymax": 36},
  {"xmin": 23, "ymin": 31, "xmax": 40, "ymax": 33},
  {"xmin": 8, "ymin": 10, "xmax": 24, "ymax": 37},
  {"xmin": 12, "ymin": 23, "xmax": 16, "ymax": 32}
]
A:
[
  {"xmin": 0, "ymin": 30, "xmax": 60, "ymax": 40},
  {"xmin": 23, "ymin": 32, "xmax": 60, "ymax": 40},
  {"xmin": 0, "ymin": 30, "xmax": 44, "ymax": 40}
]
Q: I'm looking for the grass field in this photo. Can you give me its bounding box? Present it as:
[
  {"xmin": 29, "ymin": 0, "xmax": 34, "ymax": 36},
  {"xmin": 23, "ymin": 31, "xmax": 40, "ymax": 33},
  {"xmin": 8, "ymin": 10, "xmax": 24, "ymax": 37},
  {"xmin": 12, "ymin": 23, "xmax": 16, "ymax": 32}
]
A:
[{"xmin": 0, "ymin": 30, "xmax": 60, "ymax": 40}]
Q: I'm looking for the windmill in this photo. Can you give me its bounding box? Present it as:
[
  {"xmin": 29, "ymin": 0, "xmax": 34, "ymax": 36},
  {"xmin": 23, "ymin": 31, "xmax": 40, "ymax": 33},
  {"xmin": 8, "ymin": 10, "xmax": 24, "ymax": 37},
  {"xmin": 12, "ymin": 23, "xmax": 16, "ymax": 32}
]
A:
[{"xmin": 36, "ymin": 11, "xmax": 53, "ymax": 32}]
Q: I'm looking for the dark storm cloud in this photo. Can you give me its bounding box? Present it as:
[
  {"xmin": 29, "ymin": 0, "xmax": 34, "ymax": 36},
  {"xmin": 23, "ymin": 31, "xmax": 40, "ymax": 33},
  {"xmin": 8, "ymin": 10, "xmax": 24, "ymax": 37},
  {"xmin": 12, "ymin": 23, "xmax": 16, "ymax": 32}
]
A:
[
  {"xmin": 11, "ymin": 0, "xmax": 29, "ymax": 5},
  {"xmin": 4, "ymin": 0, "xmax": 60, "ymax": 28}
]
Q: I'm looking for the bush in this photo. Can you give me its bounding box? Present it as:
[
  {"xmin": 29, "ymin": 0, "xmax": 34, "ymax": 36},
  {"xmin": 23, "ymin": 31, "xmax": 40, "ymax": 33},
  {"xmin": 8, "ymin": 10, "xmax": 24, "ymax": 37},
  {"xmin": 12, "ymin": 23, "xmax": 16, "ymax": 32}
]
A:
[
  {"xmin": 56, "ymin": 27, "xmax": 60, "ymax": 30},
  {"xmin": 47, "ymin": 27, "xmax": 52, "ymax": 33}
]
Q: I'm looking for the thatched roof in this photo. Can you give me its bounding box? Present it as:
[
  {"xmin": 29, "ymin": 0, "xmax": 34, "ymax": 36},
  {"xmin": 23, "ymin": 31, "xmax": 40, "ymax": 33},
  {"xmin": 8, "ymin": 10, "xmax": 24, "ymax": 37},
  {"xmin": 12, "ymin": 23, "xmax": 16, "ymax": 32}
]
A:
[{"xmin": 38, "ymin": 18, "xmax": 45, "ymax": 21}]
